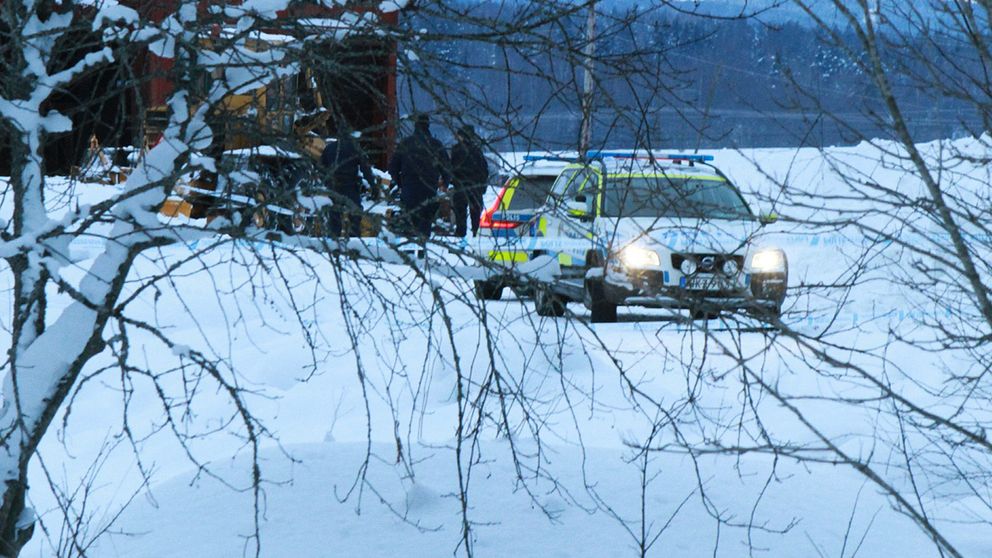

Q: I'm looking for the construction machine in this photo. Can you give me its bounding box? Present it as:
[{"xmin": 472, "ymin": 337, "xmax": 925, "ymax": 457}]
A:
[{"xmin": 148, "ymin": 13, "xmax": 399, "ymax": 237}]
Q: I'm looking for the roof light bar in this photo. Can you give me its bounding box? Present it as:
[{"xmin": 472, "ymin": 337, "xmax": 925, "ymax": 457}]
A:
[
  {"xmin": 522, "ymin": 154, "xmax": 578, "ymax": 162},
  {"xmin": 521, "ymin": 152, "xmax": 715, "ymax": 163},
  {"xmin": 663, "ymin": 153, "xmax": 714, "ymax": 162},
  {"xmin": 583, "ymin": 150, "xmax": 714, "ymax": 162},
  {"xmin": 585, "ymin": 149, "xmax": 642, "ymax": 159}
]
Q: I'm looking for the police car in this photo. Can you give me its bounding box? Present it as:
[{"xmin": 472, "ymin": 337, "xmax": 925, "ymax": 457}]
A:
[
  {"xmin": 516, "ymin": 152, "xmax": 788, "ymax": 322},
  {"xmin": 473, "ymin": 156, "xmax": 570, "ymax": 299}
]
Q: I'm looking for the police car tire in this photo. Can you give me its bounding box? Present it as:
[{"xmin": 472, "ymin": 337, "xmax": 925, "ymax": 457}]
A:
[
  {"xmin": 763, "ymin": 299, "xmax": 783, "ymax": 320},
  {"xmin": 745, "ymin": 297, "xmax": 783, "ymax": 321},
  {"xmin": 535, "ymin": 288, "xmax": 566, "ymax": 317},
  {"xmin": 585, "ymin": 249, "xmax": 604, "ymax": 268},
  {"xmin": 584, "ymin": 278, "xmax": 617, "ymax": 323},
  {"xmin": 475, "ymin": 279, "xmax": 503, "ymax": 301}
]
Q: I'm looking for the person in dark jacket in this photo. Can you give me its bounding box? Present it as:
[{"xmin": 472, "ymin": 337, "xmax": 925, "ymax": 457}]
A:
[
  {"xmin": 388, "ymin": 114, "xmax": 449, "ymax": 239},
  {"xmin": 448, "ymin": 125, "xmax": 489, "ymax": 238},
  {"xmin": 321, "ymin": 127, "xmax": 375, "ymax": 237}
]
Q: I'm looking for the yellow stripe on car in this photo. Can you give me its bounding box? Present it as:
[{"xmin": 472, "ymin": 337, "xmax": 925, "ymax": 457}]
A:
[
  {"xmin": 500, "ymin": 179, "xmax": 518, "ymax": 209},
  {"xmin": 613, "ymin": 173, "xmax": 725, "ymax": 181},
  {"xmin": 488, "ymin": 250, "xmax": 529, "ymax": 263}
]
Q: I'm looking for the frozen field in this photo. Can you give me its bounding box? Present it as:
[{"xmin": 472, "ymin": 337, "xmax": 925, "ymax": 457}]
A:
[{"xmin": 11, "ymin": 137, "xmax": 992, "ymax": 557}]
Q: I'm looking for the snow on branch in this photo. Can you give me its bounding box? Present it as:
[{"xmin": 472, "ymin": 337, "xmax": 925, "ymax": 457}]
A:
[{"xmin": 0, "ymin": 4, "xmax": 325, "ymax": 554}]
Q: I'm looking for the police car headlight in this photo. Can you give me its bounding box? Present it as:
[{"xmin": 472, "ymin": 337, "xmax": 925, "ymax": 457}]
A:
[
  {"xmin": 722, "ymin": 259, "xmax": 739, "ymax": 275},
  {"xmin": 750, "ymin": 249, "xmax": 786, "ymax": 273},
  {"xmin": 619, "ymin": 246, "xmax": 660, "ymax": 268},
  {"xmin": 680, "ymin": 258, "xmax": 697, "ymax": 276}
]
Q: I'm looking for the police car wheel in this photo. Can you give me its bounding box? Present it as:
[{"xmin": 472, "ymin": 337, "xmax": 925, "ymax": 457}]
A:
[
  {"xmin": 535, "ymin": 288, "xmax": 566, "ymax": 317},
  {"xmin": 691, "ymin": 310, "xmax": 720, "ymax": 321},
  {"xmin": 584, "ymin": 278, "xmax": 617, "ymax": 323},
  {"xmin": 511, "ymin": 285, "xmax": 534, "ymax": 298},
  {"xmin": 748, "ymin": 301, "xmax": 782, "ymax": 321},
  {"xmin": 474, "ymin": 279, "xmax": 503, "ymax": 301}
]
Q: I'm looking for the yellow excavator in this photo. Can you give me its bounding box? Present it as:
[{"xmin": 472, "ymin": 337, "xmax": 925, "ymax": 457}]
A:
[{"xmin": 153, "ymin": 27, "xmax": 395, "ymax": 237}]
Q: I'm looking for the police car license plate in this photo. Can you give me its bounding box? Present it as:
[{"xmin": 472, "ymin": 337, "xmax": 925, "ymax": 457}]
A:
[{"xmin": 686, "ymin": 274, "xmax": 724, "ymax": 291}]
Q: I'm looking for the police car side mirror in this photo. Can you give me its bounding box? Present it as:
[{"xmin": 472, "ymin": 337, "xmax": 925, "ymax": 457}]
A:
[
  {"xmin": 758, "ymin": 211, "xmax": 779, "ymax": 226},
  {"xmin": 565, "ymin": 200, "xmax": 587, "ymax": 215},
  {"xmin": 566, "ymin": 200, "xmax": 594, "ymax": 222}
]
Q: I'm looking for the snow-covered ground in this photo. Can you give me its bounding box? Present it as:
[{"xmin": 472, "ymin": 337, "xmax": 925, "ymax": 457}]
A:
[{"xmin": 12, "ymin": 137, "xmax": 992, "ymax": 557}]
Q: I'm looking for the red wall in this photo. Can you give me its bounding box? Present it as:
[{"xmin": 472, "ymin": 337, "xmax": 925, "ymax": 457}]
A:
[{"xmin": 127, "ymin": 0, "xmax": 399, "ymax": 160}]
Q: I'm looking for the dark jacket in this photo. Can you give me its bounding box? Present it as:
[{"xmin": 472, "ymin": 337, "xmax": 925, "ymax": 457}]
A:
[
  {"xmin": 389, "ymin": 130, "xmax": 449, "ymax": 207},
  {"xmin": 321, "ymin": 135, "xmax": 375, "ymax": 202},
  {"xmin": 448, "ymin": 139, "xmax": 488, "ymax": 197}
]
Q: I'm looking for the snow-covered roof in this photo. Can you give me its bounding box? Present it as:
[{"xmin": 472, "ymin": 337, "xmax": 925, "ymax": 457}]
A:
[
  {"xmin": 595, "ymin": 156, "xmax": 723, "ymax": 178},
  {"xmin": 491, "ymin": 153, "xmax": 570, "ymax": 177},
  {"xmin": 505, "ymin": 160, "xmax": 569, "ymax": 178},
  {"xmin": 495, "ymin": 150, "xmax": 722, "ymax": 178},
  {"xmin": 516, "ymin": 162, "xmax": 568, "ymax": 177},
  {"xmin": 377, "ymin": 0, "xmax": 408, "ymax": 12},
  {"xmin": 209, "ymin": 25, "xmax": 294, "ymax": 44}
]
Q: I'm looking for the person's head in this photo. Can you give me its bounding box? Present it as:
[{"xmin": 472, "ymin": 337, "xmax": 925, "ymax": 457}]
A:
[{"xmin": 414, "ymin": 114, "xmax": 431, "ymax": 134}]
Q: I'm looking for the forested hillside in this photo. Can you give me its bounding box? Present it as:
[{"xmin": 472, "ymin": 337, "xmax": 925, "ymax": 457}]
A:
[{"xmin": 402, "ymin": 2, "xmax": 981, "ymax": 149}]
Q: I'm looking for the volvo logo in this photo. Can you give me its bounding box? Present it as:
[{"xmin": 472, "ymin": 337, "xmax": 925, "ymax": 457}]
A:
[{"xmin": 700, "ymin": 256, "xmax": 716, "ymax": 271}]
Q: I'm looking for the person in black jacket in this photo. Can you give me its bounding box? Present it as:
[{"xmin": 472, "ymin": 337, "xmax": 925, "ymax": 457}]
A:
[
  {"xmin": 321, "ymin": 127, "xmax": 375, "ymax": 237},
  {"xmin": 448, "ymin": 125, "xmax": 489, "ymax": 238},
  {"xmin": 388, "ymin": 114, "xmax": 449, "ymax": 239}
]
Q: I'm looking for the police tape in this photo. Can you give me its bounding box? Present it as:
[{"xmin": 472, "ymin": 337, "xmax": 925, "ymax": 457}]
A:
[{"xmin": 476, "ymin": 234, "xmax": 859, "ymax": 254}]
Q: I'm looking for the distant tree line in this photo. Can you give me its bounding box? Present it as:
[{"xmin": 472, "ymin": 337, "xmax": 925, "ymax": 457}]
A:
[{"xmin": 402, "ymin": 2, "xmax": 984, "ymax": 150}]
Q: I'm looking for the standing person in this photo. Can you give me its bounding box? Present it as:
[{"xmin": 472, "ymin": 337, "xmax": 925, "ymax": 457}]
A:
[
  {"xmin": 388, "ymin": 114, "xmax": 449, "ymax": 240},
  {"xmin": 321, "ymin": 126, "xmax": 375, "ymax": 237},
  {"xmin": 448, "ymin": 124, "xmax": 489, "ymax": 238}
]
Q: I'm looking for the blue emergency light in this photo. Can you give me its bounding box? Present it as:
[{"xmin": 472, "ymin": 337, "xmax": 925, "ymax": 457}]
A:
[
  {"xmin": 664, "ymin": 153, "xmax": 714, "ymax": 162},
  {"xmin": 585, "ymin": 149, "xmax": 641, "ymax": 159}
]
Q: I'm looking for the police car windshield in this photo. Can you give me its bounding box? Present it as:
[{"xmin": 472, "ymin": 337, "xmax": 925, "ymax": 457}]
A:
[
  {"xmin": 602, "ymin": 175, "xmax": 752, "ymax": 219},
  {"xmin": 507, "ymin": 176, "xmax": 556, "ymax": 210}
]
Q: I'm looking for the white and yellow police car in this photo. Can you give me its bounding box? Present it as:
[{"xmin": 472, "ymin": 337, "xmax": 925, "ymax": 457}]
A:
[
  {"xmin": 511, "ymin": 151, "xmax": 788, "ymax": 322},
  {"xmin": 473, "ymin": 156, "xmax": 569, "ymax": 300}
]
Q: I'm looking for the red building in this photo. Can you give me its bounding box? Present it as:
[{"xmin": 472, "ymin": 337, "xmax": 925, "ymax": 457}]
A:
[
  {"xmin": 8, "ymin": 0, "xmax": 400, "ymax": 175},
  {"xmin": 127, "ymin": 0, "xmax": 401, "ymax": 167}
]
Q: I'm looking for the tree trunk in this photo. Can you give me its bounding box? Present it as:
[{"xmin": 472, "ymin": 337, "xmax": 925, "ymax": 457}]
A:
[{"xmin": 0, "ymin": 475, "xmax": 32, "ymax": 558}]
